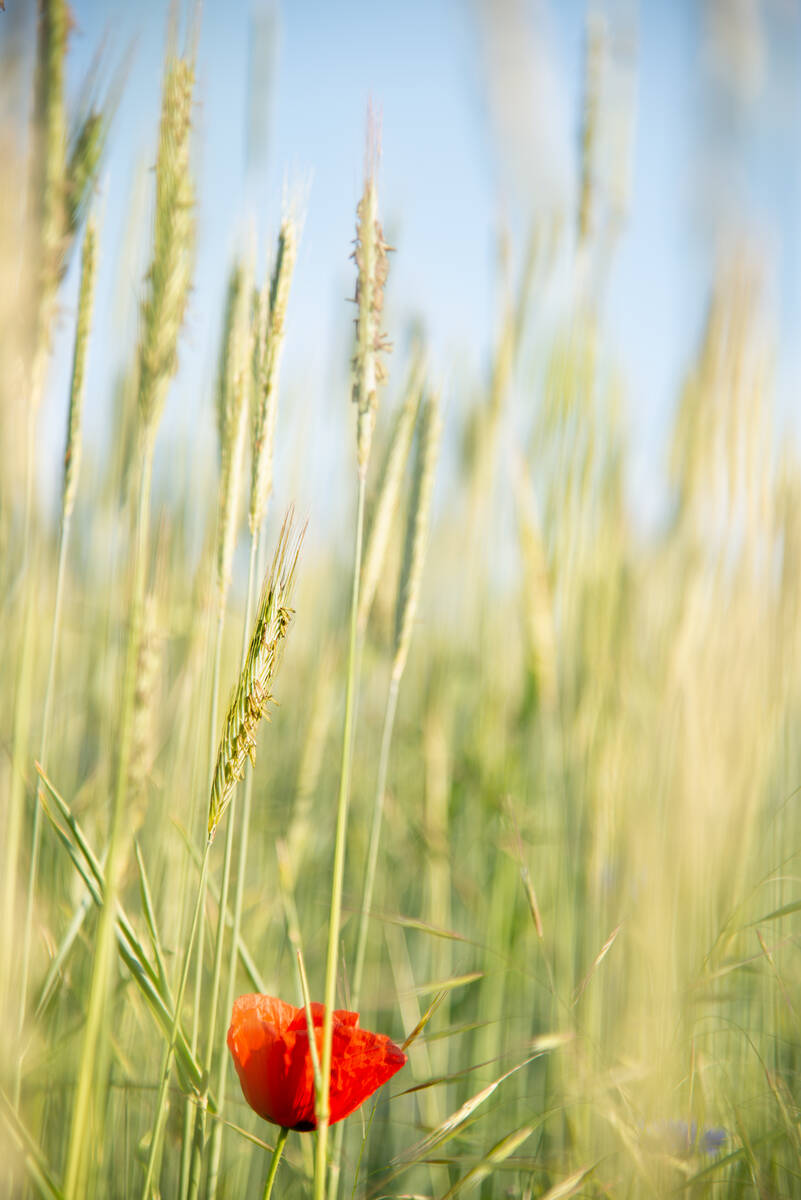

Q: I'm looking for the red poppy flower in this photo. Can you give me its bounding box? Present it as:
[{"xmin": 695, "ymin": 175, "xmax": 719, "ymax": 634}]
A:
[{"xmin": 227, "ymin": 993, "xmax": 406, "ymax": 1131}]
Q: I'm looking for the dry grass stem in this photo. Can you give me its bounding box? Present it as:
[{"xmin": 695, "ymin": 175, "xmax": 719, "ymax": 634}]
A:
[
  {"xmin": 393, "ymin": 392, "xmax": 443, "ymax": 681},
  {"xmin": 358, "ymin": 353, "xmax": 425, "ymax": 635}
]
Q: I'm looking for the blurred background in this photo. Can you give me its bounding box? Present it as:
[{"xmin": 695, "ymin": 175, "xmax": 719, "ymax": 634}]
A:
[
  {"xmin": 4, "ymin": 1, "xmax": 801, "ymax": 1197},
  {"xmin": 4, "ymin": 0, "xmax": 799, "ymax": 540}
]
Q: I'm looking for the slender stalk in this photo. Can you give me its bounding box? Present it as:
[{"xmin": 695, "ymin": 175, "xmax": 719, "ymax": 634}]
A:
[
  {"xmin": 314, "ymin": 476, "xmax": 367, "ymax": 1200},
  {"xmin": 328, "ymin": 674, "xmax": 394, "ymax": 1200},
  {"xmin": 206, "ymin": 243, "xmax": 298, "ymax": 1196},
  {"xmin": 188, "ymin": 284, "xmax": 257, "ymax": 1196},
  {"xmin": 296, "ymin": 949, "xmax": 322, "ymax": 1092},
  {"xmin": 64, "ymin": 439, "xmax": 153, "ymax": 1199},
  {"xmin": 179, "ymin": 606, "xmax": 225, "ymax": 1199},
  {"xmin": 263, "ymin": 1127, "xmax": 289, "ymax": 1200},
  {"xmin": 4, "ymin": 606, "xmax": 34, "ymax": 1073},
  {"xmin": 140, "ymin": 838, "xmax": 212, "ymax": 1199},
  {"xmin": 205, "ymin": 530, "xmax": 260, "ymax": 1199},
  {"xmin": 188, "ymin": 516, "xmax": 300, "ymax": 1197},
  {"xmin": 329, "ymin": 670, "xmax": 399, "ymax": 1200},
  {"xmin": 320, "ymin": 134, "xmax": 390, "ymax": 1197},
  {"xmin": 331, "ymin": 392, "xmax": 440, "ymax": 1199},
  {"xmin": 15, "ymin": 216, "xmax": 97, "ymax": 1104},
  {"xmin": 182, "ymin": 249, "xmax": 252, "ymax": 1196},
  {"xmin": 13, "ymin": 524, "xmax": 68, "ymax": 1100},
  {"xmin": 186, "ymin": 799, "xmax": 235, "ymax": 1200},
  {"xmin": 351, "ymin": 674, "xmax": 399, "ymax": 1008}
]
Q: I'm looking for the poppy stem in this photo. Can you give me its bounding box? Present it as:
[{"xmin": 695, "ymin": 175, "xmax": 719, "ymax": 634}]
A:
[{"xmin": 263, "ymin": 1127, "xmax": 289, "ymax": 1200}]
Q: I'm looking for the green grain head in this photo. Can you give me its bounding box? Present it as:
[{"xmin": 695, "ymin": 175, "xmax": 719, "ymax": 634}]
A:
[
  {"xmin": 30, "ymin": 0, "xmax": 68, "ymax": 374},
  {"xmin": 215, "ymin": 258, "xmax": 253, "ymax": 602},
  {"xmin": 208, "ymin": 512, "xmax": 303, "ymax": 839},
  {"xmin": 137, "ymin": 55, "xmax": 196, "ymax": 441},
  {"xmin": 250, "ymin": 217, "xmax": 298, "ymax": 535},
  {"xmin": 62, "ymin": 217, "xmax": 97, "ymax": 522}
]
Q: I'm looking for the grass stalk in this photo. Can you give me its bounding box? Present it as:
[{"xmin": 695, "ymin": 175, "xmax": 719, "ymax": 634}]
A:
[
  {"xmin": 317, "ymin": 131, "xmax": 390, "ymax": 1199},
  {"xmin": 181, "ymin": 254, "xmax": 252, "ymax": 1198},
  {"xmin": 353, "ymin": 392, "xmax": 441, "ymax": 1005},
  {"xmin": 178, "ymin": 605, "xmax": 225, "ymax": 1199},
  {"xmin": 185, "ymin": 789, "xmax": 235, "ymax": 1200},
  {"xmin": 351, "ymin": 674, "xmax": 400, "ymax": 1010},
  {"xmin": 327, "ymin": 669, "xmax": 398, "ymax": 1200},
  {"xmin": 15, "ymin": 217, "xmax": 97, "ymax": 1106},
  {"xmin": 314, "ymin": 473, "xmax": 366, "ymax": 1200},
  {"xmin": 204, "ymin": 529, "xmax": 260, "ymax": 1199},
  {"xmin": 185, "ymin": 516, "xmax": 301, "ymax": 1196},
  {"xmin": 331, "ymin": 393, "xmax": 440, "ymax": 1199},
  {"xmin": 140, "ymin": 837, "xmax": 212, "ymax": 1199},
  {"xmin": 206, "ymin": 218, "xmax": 297, "ymax": 1199},
  {"xmin": 63, "ymin": 438, "xmax": 153, "ymax": 1199},
  {"xmin": 3, "ymin": 604, "xmax": 34, "ymax": 1061},
  {"xmin": 105, "ymin": 46, "xmax": 195, "ymax": 1192}
]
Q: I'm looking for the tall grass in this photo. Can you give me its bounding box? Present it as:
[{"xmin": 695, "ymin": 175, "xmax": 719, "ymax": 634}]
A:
[{"xmin": 2, "ymin": 6, "xmax": 801, "ymax": 1200}]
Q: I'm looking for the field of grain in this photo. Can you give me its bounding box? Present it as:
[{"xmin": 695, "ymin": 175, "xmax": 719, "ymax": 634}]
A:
[{"xmin": 2, "ymin": 3, "xmax": 801, "ymax": 1198}]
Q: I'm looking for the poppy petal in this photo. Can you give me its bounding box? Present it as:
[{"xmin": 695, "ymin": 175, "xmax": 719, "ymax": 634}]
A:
[
  {"xmin": 287, "ymin": 1004, "xmax": 360, "ymax": 1032},
  {"xmin": 227, "ymin": 993, "xmax": 406, "ymax": 1132}
]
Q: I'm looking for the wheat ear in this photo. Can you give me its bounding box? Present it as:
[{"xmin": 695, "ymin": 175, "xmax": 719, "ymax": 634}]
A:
[
  {"xmin": 215, "ymin": 259, "xmax": 254, "ymax": 601},
  {"xmin": 351, "ymin": 120, "xmax": 391, "ymax": 481},
  {"xmin": 208, "ymin": 512, "xmax": 304, "ymax": 839},
  {"xmin": 250, "ymin": 217, "xmax": 298, "ymax": 535},
  {"xmin": 138, "ymin": 55, "xmax": 195, "ymax": 441}
]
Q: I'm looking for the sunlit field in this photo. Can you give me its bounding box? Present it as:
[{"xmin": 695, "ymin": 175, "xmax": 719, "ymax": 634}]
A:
[{"xmin": 2, "ymin": 2, "xmax": 801, "ymax": 1198}]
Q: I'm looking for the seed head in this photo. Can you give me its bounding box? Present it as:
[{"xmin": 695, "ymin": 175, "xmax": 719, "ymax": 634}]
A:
[
  {"xmin": 351, "ymin": 132, "xmax": 391, "ymax": 480},
  {"xmin": 208, "ymin": 512, "xmax": 304, "ymax": 840}
]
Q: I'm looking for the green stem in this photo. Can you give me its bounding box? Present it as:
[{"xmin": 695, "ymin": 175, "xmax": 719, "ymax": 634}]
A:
[
  {"xmin": 64, "ymin": 439, "xmax": 153, "ymax": 1200},
  {"xmin": 314, "ymin": 476, "xmax": 367, "ymax": 1200},
  {"xmin": 186, "ymin": 804, "xmax": 234, "ymax": 1199},
  {"xmin": 21, "ymin": 340, "xmax": 47, "ymax": 576},
  {"xmin": 180, "ymin": 605, "xmax": 226, "ymax": 1199},
  {"xmin": 351, "ymin": 673, "xmax": 399, "ymax": 1009},
  {"xmin": 205, "ymin": 529, "xmax": 261, "ymax": 1200},
  {"xmin": 140, "ymin": 838, "xmax": 211, "ymax": 1199},
  {"xmin": 5, "ymin": 606, "xmax": 34, "ymax": 1112},
  {"xmin": 14, "ymin": 511, "xmax": 71, "ymax": 1107},
  {"xmin": 263, "ymin": 1127, "xmax": 289, "ymax": 1200},
  {"xmin": 329, "ymin": 672, "xmax": 399, "ymax": 1200},
  {"xmin": 189, "ymin": 527, "xmax": 261, "ymax": 1199}
]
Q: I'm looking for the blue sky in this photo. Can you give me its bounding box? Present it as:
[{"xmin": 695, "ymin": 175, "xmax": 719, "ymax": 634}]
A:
[{"xmin": 28, "ymin": 0, "xmax": 801, "ymax": 536}]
